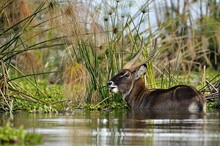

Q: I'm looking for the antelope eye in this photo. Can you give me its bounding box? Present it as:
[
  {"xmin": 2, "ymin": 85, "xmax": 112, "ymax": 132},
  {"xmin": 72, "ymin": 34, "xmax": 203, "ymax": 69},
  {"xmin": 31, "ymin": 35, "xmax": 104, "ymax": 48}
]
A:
[{"xmin": 124, "ymin": 72, "xmax": 130, "ymax": 78}]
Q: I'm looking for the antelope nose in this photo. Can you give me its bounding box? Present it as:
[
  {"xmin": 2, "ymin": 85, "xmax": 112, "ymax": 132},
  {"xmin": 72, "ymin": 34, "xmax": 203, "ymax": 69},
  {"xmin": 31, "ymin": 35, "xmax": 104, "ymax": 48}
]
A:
[{"xmin": 107, "ymin": 81, "xmax": 113, "ymax": 87}]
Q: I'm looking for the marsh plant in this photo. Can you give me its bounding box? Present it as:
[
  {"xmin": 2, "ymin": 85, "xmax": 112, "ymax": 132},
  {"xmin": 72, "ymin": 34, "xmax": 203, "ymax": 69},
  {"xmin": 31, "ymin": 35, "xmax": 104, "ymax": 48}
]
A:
[
  {"xmin": 0, "ymin": 0, "xmax": 219, "ymax": 112},
  {"xmin": 0, "ymin": 123, "xmax": 42, "ymax": 145},
  {"xmin": 62, "ymin": 63, "xmax": 91, "ymax": 108}
]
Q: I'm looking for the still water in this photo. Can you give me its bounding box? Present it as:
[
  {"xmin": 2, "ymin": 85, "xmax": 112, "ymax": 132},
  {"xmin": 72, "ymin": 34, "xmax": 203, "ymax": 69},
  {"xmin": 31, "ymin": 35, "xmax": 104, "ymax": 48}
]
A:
[{"xmin": 1, "ymin": 109, "xmax": 220, "ymax": 146}]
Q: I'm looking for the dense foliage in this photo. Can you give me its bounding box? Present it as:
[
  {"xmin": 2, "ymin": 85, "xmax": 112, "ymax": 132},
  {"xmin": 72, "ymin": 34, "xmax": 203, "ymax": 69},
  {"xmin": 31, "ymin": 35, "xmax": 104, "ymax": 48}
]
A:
[{"xmin": 0, "ymin": 0, "xmax": 219, "ymax": 113}]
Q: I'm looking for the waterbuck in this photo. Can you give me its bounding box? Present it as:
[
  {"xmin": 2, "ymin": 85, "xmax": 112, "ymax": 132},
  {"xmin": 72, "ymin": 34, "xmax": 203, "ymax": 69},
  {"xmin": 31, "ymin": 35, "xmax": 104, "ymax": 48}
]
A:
[{"xmin": 107, "ymin": 39, "xmax": 206, "ymax": 112}]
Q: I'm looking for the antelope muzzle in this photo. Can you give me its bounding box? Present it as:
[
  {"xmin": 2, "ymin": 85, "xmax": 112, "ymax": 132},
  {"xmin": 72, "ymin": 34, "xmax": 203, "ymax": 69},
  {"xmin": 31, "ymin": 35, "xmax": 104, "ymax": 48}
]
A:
[{"xmin": 107, "ymin": 80, "xmax": 119, "ymax": 93}]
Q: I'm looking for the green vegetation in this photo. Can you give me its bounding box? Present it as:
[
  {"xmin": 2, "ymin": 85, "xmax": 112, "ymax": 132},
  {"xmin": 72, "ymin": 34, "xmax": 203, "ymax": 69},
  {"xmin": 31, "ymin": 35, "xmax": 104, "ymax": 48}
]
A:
[
  {"xmin": 0, "ymin": 0, "xmax": 219, "ymax": 113},
  {"xmin": 0, "ymin": 123, "xmax": 42, "ymax": 145}
]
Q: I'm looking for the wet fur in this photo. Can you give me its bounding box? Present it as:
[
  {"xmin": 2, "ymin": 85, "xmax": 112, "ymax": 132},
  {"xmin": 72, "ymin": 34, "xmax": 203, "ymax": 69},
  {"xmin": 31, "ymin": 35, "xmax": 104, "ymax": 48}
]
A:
[{"xmin": 125, "ymin": 78, "xmax": 206, "ymax": 111}]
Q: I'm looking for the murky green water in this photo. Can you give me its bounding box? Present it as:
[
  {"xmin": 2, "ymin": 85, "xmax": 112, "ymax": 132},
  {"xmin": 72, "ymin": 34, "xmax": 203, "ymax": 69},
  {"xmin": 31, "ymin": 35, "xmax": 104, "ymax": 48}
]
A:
[{"xmin": 1, "ymin": 109, "xmax": 220, "ymax": 146}]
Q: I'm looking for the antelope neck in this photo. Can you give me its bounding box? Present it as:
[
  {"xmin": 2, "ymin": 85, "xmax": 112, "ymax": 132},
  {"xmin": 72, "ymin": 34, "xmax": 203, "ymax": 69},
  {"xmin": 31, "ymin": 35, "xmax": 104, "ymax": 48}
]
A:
[{"xmin": 124, "ymin": 78, "xmax": 148, "ymax": 103}]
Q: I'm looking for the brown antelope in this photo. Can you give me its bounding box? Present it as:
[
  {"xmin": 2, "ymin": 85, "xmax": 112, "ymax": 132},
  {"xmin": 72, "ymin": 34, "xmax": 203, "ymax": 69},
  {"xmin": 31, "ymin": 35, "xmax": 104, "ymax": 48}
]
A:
[{"xmin": 107, "ymin": 39, "xmax": 206, "ymax": 112}]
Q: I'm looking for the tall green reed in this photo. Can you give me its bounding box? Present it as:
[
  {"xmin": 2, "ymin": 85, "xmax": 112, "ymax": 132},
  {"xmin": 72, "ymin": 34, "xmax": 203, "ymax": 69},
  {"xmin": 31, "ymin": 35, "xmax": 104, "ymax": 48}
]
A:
[
  {"xmin": 0, "ymin": 0, "xmax": 68, "ymax": 112},
  {"xmin": 62, "ymin": 0, "xmax": 159, "ymax": 109}
]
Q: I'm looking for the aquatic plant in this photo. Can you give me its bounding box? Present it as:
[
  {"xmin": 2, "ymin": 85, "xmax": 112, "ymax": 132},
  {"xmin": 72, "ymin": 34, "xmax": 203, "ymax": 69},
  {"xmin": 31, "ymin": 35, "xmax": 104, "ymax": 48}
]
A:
[
  {"xmin": 0, "ymin": 123, "xmax": 42, "ymax": 145},
  {"xmin": 0, "ymin": 0, "xmax": 219, "ymax": 112},
  {"xmin": 62, "ymin": 63, "xmax": 90, "ymax": 108}
]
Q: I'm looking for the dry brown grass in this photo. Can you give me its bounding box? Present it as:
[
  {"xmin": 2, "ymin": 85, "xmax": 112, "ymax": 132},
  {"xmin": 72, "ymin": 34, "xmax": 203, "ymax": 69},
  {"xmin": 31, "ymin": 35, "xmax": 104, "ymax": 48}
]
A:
[
  {"xmin": 46, "ymin": 0, "xmax": 107, "ymax": 55},
  {"xmin": 16, "ymin": 51, "xmax": 43, "ymax": 74},
  {"xmin": 62, "ymin": 63, "xmax": 91, "ymax": 105},
  {"xmin": 1, "ymin": 0, "xmax": 31, "ymax": 29}
]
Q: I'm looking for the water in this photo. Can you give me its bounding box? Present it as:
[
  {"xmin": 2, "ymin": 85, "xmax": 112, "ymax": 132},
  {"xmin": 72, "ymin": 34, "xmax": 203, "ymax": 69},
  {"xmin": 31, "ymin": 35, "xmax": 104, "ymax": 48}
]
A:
[{"xmin": 1, "ymin": 109, "xmax": 220, "ymax": 146}]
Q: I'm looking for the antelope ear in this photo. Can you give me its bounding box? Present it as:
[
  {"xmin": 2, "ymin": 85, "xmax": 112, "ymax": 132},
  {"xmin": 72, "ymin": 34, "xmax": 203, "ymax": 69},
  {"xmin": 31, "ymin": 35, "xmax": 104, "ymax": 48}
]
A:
[{"xmin": 134, "ymin": 65, "xmax": 147, "ymax": 80}]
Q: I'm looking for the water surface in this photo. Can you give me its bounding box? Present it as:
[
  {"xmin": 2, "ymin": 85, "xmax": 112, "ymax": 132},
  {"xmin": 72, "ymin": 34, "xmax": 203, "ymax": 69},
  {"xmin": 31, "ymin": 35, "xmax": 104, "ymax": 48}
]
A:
[{"xmin": 1, "ymin": 109, "xmax": 220, "ymax": 146}]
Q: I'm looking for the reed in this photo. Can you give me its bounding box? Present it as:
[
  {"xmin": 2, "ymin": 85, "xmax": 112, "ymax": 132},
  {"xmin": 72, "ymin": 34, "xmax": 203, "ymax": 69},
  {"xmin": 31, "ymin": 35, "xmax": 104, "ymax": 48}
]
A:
[
  {"xmin": 0, "ymin": 0, "xmax": 220, "ymax": 111},
  {"xmin": 0, "ymin": 0, "xmax": 67, "ymax": 112}
]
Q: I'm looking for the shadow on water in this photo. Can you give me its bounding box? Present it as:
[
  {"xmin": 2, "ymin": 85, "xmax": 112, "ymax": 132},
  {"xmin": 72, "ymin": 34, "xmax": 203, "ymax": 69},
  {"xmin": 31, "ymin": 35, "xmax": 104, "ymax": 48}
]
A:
[{"xmin": 1, "ymin": 109, "xmax": 220, "ymax": 146}]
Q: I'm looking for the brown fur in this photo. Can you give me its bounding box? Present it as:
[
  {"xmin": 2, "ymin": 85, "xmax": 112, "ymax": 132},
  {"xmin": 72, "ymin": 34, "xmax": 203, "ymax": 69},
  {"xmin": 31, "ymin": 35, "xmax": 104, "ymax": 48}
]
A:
[
  {"xmin": 126, "ymin": 78, "xmax": 205, "ymax": 111},
  {"xmin": 107, "ymin": 69, "xmax": 206, "ymax": 112}
]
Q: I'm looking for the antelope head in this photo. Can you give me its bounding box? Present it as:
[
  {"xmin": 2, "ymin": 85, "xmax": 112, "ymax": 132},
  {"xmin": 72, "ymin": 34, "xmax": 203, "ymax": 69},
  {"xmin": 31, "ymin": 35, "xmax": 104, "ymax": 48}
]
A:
[{"xmin": 107, "ymin": 39, "xmax": 157, "ymax": 97}]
